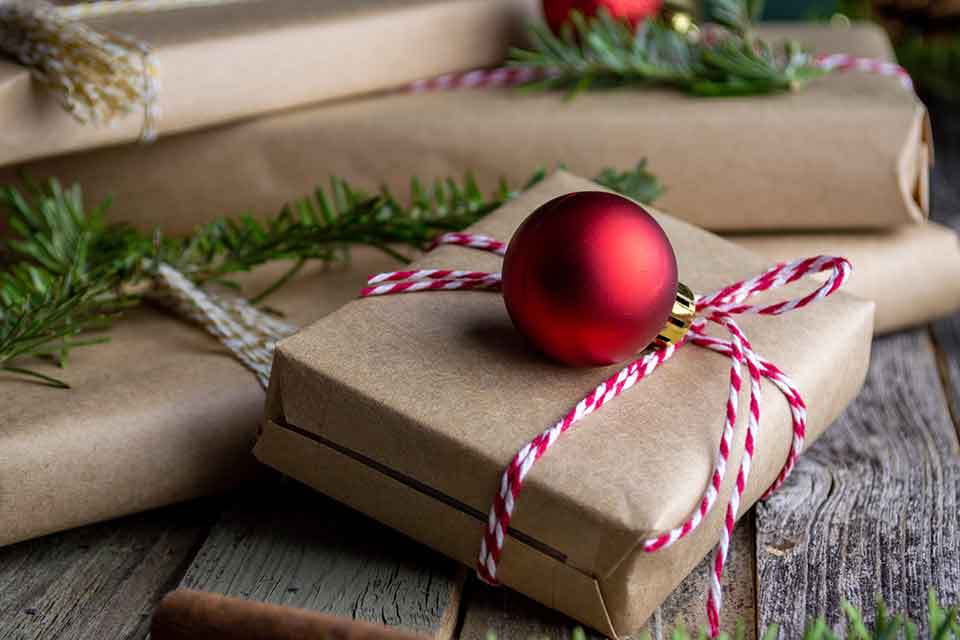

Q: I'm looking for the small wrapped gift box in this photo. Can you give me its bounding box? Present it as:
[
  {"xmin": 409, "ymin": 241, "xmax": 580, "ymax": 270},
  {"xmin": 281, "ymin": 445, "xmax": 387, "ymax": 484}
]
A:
[
  {"xmin": 256, "ymin": 171, "xmax": 874, "ymax": 636},
  {"xmin": 0, "ymin": 0, "xmax": 535, "ymax": 167},
  {"xmin": 0, "ymin": 252, "xmax": 397, "ymax": 547}
]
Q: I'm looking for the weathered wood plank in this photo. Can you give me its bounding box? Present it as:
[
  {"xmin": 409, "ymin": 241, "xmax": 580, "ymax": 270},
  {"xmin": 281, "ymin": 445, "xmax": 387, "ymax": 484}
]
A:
[
  {"xmin": 177, "ymin": 475, "xmax": 465, "ymax": 640},
  {"xmin": 756, "ymin": 331, "xmax": 960, "ymax": 636},
  {"xmin": 459, "ymin": 516, "xmax": 756, "ymax": 640},
  {"xmin": 0, "ymin": 498, "xmax": 215, "ymax": 640}
]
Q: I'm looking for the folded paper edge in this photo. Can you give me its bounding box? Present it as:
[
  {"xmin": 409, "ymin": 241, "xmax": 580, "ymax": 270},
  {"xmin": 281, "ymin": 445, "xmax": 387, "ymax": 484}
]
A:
[{"xmin": 898, "ymin": 104, "xmax": 933, "ymax": 224}]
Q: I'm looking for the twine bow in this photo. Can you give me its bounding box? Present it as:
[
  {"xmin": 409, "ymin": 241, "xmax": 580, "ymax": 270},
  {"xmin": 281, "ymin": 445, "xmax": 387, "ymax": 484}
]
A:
[{"xmin": 362, "ymin": 231, "xmax": 852, "ymax": 638}]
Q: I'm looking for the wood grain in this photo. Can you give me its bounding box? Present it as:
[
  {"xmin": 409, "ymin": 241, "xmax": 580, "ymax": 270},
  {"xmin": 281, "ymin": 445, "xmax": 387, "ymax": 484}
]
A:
[
  {"xmin": 459, "ymin": 516, "xmax": 757, "ymax": 640},
  {"xmin": 0, "ymin": 499, "xmax": 215, "ymax": 640},
  {"xmin": 177, "ymin": 475, "xmax": 465, "ymax": 640},
  {"xmin": 755, "ymin": 331, "xmax": 960, "ymax": 636}
]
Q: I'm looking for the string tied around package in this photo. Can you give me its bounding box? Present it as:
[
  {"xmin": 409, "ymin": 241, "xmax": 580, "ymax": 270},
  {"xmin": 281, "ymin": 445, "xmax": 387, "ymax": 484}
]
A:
[
  {"xmin": 0, "ymin": 0, "xmax": 250, "ymax": 142},
  {"xmin": 361, "ymin": 231, "xmax": 852, "ymax": 638},
  {"xmin": 406, "ymin": 53, "xmax": 914, "ymax": 93},
  {"xmin": 0, "ymin": 0, "xmax": 165, "ymax": 141}
]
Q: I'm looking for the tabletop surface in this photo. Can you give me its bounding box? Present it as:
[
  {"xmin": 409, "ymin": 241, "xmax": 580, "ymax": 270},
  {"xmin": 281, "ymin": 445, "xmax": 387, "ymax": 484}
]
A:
[{"xmin": 0, "ymin": 98, "xmax": 957, "ymax": 640}]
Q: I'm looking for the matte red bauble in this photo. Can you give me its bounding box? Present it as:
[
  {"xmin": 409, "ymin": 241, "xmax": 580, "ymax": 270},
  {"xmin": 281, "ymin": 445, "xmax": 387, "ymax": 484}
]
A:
[
  {"xmin": 502, "ymin": 192, "xmax": 679, "ymax": 367},
  {"xmin": 542, "ymin": 0, "xmax": 663, "ymax": 34}
]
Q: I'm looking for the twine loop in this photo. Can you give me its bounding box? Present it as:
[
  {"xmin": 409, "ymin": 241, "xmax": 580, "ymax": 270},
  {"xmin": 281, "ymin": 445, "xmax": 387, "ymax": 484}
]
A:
[{"xmin": 363, "ymin": 232, "xmax": 851, "ymax": 637}]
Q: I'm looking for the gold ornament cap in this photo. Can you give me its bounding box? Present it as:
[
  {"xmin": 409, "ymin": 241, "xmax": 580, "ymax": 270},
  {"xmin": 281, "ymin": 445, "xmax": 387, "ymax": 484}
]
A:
[{"xmin": 655, "ymin": 282, "xmax": 696, "ymax": 346}]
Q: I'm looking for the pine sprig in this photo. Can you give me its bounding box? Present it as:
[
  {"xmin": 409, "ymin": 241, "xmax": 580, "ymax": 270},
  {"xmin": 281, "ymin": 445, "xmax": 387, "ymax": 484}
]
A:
[
  {"xmin": 509, "ymin": 7, "xmax": 827, "ymax": 97},
  {"xmin": 0, "ymin": 163, "xmax": 661, "ymax": 387}
]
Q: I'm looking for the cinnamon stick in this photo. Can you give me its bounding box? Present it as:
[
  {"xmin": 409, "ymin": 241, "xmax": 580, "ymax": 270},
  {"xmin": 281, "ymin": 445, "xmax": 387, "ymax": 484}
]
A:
[{"xmin": 151, "ymin": 589, "xmax": 427, "ymax": 640}]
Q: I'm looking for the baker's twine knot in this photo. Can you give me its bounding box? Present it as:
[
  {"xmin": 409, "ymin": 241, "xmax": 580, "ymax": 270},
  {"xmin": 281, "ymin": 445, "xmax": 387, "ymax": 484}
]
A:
[
  {"xmin": 362, "ymin": 232, "xmax": 852, "ymax": 638},
  {"xmin": 0, "ymin": 0, "xmax": 160, "ymax": 140},
  {"xmin": 152, "ymin": 263, "xmax": 296, "ymax": 388}
]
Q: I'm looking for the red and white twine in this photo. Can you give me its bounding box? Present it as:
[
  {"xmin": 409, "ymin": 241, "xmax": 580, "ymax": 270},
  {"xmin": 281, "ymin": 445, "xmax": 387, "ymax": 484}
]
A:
[
  {"xmin": 363, "ymin": 232, "xmax": 851, "ymax": 638},
  {"xmin": 405, "ymin": 54, "xmax": 913, "ymax": 93}
]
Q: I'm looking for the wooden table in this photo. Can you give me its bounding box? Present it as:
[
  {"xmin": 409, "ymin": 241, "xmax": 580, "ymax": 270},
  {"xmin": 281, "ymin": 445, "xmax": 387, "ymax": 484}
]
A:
[{"xmin": 1, "ymin": 100, "xmax": 958, "ymax": 640}]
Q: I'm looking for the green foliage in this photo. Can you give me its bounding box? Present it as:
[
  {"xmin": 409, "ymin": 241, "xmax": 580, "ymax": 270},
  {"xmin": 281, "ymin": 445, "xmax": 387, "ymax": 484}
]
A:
[
  {"xmin": 0, "ymin": 163, "xmax": 660, "ymax": 387},
  {"xmin": 0, "ymin": 181, "xmax": 145, "ymax": 387},
  {"xmin": 509, "ymin": 7, "xmax": 827, "ymax": 97},
  {"xmin": 896, "ymin": 34, "xmax": 960, "ymax": 102},
  {"xmin": 593, "ymin": 160, "xmax": 664, "ymax": 205}
]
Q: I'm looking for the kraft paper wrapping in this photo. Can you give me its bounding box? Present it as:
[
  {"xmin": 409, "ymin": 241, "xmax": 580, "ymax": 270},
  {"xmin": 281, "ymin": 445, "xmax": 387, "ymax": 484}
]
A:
[
  {"xmin": 0, "ymin": 0, "xmax": 537, "ymax": 167},
  {"xmin": 1, "ymin": 23, "xmax": 929, "ymax": 232},
  {"xmin": 257, "ymin": 171, "xmax": 874, "ymax": 636},
  {"xmin": 731, "ymin": 223, "xmax": 960, "ymax": 334},
  {"xmin": 0, "ymin": 251, "xmax": 398, "ymax": 547}
]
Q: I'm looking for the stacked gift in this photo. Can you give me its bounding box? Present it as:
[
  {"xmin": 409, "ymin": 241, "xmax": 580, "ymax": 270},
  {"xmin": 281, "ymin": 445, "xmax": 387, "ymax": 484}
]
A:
[
  {"xmin": 0, "ymin": 0, "xmax": 535, "ymax": 546},
  {"xmin": 0, "ymin": 0, "xmax": 957, "ymax": 634},
  {"xmin": 3, "ymin": 15, "xmax": 958, "ymax": 333}
]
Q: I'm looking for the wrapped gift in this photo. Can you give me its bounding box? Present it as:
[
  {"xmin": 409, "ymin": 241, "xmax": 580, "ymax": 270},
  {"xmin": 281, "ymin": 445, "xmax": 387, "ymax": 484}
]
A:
[
  {"xmin": 733, "ymin": 222, "xmax": 960, "ymax": 334},
  {"xmin": 255, "ymin": 171, "xmax": 874, "ymax": 636},
  {"xmin": 0, "ymin": 251, "xmax": 397, "ymax": 547},
  {"xmin": 0, "ymin": 0, "xmax": 536, "ymax": 166},
  {"xmin": 1, "ymin": 23, "xmax": 929, "ymax": 232}
]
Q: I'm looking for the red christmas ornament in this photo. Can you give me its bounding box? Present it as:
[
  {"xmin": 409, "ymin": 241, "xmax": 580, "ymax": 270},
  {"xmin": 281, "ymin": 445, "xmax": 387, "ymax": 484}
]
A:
[
  {"xmin": 502, "ymin": 191, "xmax": 680, "ymax": 367},
  {"xmin": 542, "ymin": 0, "xmax": 663, "ymax": 34}
]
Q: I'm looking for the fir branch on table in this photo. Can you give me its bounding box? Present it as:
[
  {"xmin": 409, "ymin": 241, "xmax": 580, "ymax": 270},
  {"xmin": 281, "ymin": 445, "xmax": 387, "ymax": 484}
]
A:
[
  {"xmin": 0, "ymin": 162, "xmax": 661, "ymax": 387},
  {"xmin": 509, "ymin": 6, "xmax": 827, "ymax": 98}
]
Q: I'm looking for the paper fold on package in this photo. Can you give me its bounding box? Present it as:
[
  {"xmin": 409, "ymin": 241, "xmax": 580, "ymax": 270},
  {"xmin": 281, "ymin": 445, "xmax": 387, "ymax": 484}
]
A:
[
  {"xmin": 2, "ymin": 23, "xmax": 930, "ymax": 232},
  {"xmin": 0, "ymin": 253, "xmax": 398, "ymax": 547},
  {"xmin": 256, "ymin": 171, "xmax": 875, "ymax": 636},
  {"xmin": 0, "ymin": 0, "xmax": 537, "ymax": 167}
]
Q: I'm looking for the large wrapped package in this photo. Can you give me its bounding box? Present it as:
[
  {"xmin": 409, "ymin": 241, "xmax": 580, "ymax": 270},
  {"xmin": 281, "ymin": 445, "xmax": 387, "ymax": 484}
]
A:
[
  {"xmin": 0, "ymin": 253, "xmax": 396, "ymax": 547},
  {"xmin": 0, "ymin": 0, "xmax": 535, "ymax": 166},
  {"xmin": 256, "ymin": 171, "xmax": 875, "ymax": 636},
  {"xmin": 2, "ymin": 23, "xmax": 929, "ymax": 232}
]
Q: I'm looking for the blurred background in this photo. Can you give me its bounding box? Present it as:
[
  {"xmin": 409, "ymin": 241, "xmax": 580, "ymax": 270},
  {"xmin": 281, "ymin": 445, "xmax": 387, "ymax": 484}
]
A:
[{"xmin": 766, "ymin": 0, "xmax": 959, "ymax": 102}]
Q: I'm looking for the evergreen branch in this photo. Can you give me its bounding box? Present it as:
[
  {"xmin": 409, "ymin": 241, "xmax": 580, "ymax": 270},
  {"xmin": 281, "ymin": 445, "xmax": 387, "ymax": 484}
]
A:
[
  {"xmin": 508, "ymin": 8, "xmax": 827, "ymax": 97},
  {"xmin": 0, "ymin": 162, "xmax": 660, "ymax": 386}
]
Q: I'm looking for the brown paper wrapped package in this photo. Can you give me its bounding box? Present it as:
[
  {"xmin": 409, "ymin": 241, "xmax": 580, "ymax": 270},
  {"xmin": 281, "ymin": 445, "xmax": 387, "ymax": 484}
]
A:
[
  {"xmin": 0, "ymin": 251, "xmax": 398, "ymax": 547},
  {"xmin": 1, "ymin": 23, "xmax": 929, "ymax": 232},
  {"xmin": 0, "ymin": 0, "xmax": 537, "ymax": 166},
  {"xmin": 732, "ymin": 223, "xmax": 960, "ymax": 334},
  {"xmin": 256, "ymin": 171, "xmax": 875, "ymax": 636}
]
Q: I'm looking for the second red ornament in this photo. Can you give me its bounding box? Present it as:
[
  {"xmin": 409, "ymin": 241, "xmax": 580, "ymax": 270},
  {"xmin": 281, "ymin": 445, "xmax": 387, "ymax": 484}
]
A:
[{"xmin": 542, "ymin": 0, "xmax": 664, "ymax": 34}]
